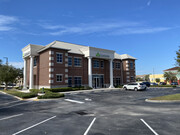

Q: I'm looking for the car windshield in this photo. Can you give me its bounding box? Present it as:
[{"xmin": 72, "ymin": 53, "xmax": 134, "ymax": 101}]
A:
[{"xmin": 140, "ymin": 83, "xmax": 144, "ymax": 85}]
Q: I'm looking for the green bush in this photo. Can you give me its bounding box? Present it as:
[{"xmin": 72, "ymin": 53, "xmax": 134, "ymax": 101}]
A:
[
  {"xmin": 40, "ymin": 86, "xmax": 92, "ymax": 92},
  {"xmin": 38, "ymin": 91, "xmax": 64, "ymax": 99},
  {"xmin": 115, "ymin": 85, "xmax": 123, "ymax": 88},
  {"xmin": 150, "ymin": 85, "xmax": 176, "ymax": 88}
]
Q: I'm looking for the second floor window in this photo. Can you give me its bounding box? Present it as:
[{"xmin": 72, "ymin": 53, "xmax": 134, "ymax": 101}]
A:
[
  {"xmin": 56, "ymin": 53, "xmax": 63, "ymax": 63},
  {"xmin": 68, "ymin": 57, "xmax": 72, "ymax": 66},
  {"xmin": 100, "ymin": 61, "xmax": 104, "ymax": 68},
  {"xmin": 93, "ymin": 60, "xmax": 99, "ymax": 68},
  {"xmin": 34, "ymin": 57, "xmax": 37, "ymax": 67},
  {"xmin": 116, "ymin": 62, "xmax": 120, "ymax": 69},
  {"xmin": 130, "ymin": 61, "xmax": 134, "ymax": 69},
  {"xmin": 74, "ymin": 57, "xmax": 81, "ymax": 67}
]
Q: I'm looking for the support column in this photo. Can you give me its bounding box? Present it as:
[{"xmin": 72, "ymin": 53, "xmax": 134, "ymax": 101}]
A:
[
  {"xmin": 29, "ymin": 56, "xmax": 34, "ymax": 89},
  {"xmin": 23, "ymin": 58, "xmax": 27, "ymax": 89},
  {"xmin": 109, "ymin": 59, "xmax": 114, "ymax": 88},
  {"xmin": 88, "ymin": 57, "xmax": 92, "ymax": 88}
]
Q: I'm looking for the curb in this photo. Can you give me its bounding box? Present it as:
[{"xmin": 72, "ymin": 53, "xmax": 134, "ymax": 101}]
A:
[
  {"xmin": 61, "ymin": 88, "xmax": 123, "ymax": 94},
  {"xmin": 145, "ymin": 99, "xmax": 180, "ymax": 103}
]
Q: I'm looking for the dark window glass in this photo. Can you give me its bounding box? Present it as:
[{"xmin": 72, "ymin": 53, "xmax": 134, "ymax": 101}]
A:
[
  {"xmin": 74, "ymin": 77, "xmax": 82, "ymax": 87},
  {"xmin": 57, "ymin": 53, "xmax": 63, "ymax": 63},
  {"xmin": 68, "ymin": 57, "xmax": 72, "ymax": 66},
  {"xmin": 74, "ymin": 58, "xmax": 81, "ymax": 66},
  {"xmin": 93, "ymin": 60, "xmax": 99, "ymax": 68}
]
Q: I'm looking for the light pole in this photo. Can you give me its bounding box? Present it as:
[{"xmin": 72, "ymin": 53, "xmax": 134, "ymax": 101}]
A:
[{"xmin": 3, "ymin": 57, "xmax": 8, "ymax": 65}]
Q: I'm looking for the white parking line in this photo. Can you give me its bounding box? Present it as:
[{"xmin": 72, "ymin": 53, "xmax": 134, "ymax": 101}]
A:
[
  {"xmin": 12, "ymin": 116, "xmax": 56, "ymax": 135},
  {"xmin": 0, "ymin": 113, "xmax": 23, "ymax": 121},
  {"xmin": 0, "ymin": 101, "xmax": 32, "ymax": 110},
  {"xmin": 0, "ymin": 100, "xmax": 21, "ymax": 106},
  {"xmin": 65, "ymin": 99, "xmax": 84, "ymax": 104},
  {"xmin": 83, "ymin": 117, "xmax": 96, "ymax": 135},
  {"xmin": 140, "ymin": 119, "xmax": 159, "ymax": 135}
]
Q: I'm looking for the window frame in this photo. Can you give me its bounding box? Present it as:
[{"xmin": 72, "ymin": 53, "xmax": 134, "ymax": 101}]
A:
[
  {"xmin": 115, "ymin": 62, "xmax": 121, "ymax": 69},
  {"xmin": 56, "ymin": 52, "xmax": 63, "ymax": 63},
  {"xmin": 68, "ymin": 56, "xmax": 72, "ymax": 66},
  {"xmin": 74, "ymin": 57, "xmax": 82, "ymax": 67},
  {"xmin": 74, "ymin": 76, "xmax": 82, "ymax": 87},
  {"xmin": 56, "ymin": 74, "xmax": 63, "ymax": 82},
  {"xmin": 93, "ymin": 60, "xmax": 100, "ymax": 68}
]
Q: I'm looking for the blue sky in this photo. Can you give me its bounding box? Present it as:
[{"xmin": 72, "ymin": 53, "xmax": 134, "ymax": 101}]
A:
[{"xmin": 0, "ymin": 0, "xmax": 179, "ymax": 75}]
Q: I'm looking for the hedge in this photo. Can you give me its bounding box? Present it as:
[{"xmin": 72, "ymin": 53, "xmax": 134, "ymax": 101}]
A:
[
  {"xmin": 38, "ymin": 90, "xmax": 64, "ymax": 99},
  {"xmin": 40, "ymin": 86, "xmax": 92, "ymax": 92},
  {"xmin": 150, "ymin": 85, "xmax": 176, "ymax": 88}
]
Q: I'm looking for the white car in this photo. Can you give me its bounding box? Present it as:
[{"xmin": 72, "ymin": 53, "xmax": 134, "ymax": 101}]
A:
[{"xmin": 123, "ymin": 82, "xmax": 146, "ymax": 91}]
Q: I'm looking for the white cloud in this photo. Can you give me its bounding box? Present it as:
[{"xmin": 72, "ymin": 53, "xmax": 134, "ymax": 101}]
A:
[
  {"xmin": 39, "ymin": 21, "xmax": 172, "ymax": 36},
  {"xmin": 9, "ymin": 62, "xmax": 24, "ymax": 68},
  {"xmin": 147, "ymin": 0, "xmax": 151, "ymax": 6},
  {"xmin": 0, "ymin": 15, "xmax": 18, "ymax": 31},
  {"xmin": 110, "ymin": 27, "xmax": 172, "ymax": 35}
]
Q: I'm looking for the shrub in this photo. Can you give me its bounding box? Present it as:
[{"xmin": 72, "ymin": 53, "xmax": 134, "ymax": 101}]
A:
[
  {"xmin": 38, "ymin": 91, "xmax": 64, "ymax": 99},
  {"xmin": 150, "ymin": 85, "xmax": 176, "ymax": 88},
  {"xmin": 40, "ymin": 86, "xmax": 92, "ymax": 92}
]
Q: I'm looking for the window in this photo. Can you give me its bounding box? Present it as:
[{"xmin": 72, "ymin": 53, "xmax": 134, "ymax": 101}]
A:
[
  {"xmin": 116, "ymin": 62, "xmax": 120, "ymax": 69},
  {"xmin": 34, "ymin": 57, "xmax": 37, "ymax": 67},
  {"xmin": 113, "ymin": 62, "xmax": 115, "ymax": 69},
  {"xmin": 68, "ymin": 77, "xmax": 72, "ymax": 87},
  {"xmin": 114, "ymin": 77, "xmax": 121, "ymax": 86},
  {"xmin": 130, "ymin": 76, "xmax": 134, "ymax": 81},
  {"xmin": 130, "ymin": 61, "xmax": 134, "ymax": 69},
  {"xmin": 100, "ymin": 61, "xmax": 104, "ymax": 68},
  {"xmin": 56, "ymin": 74, "xmax": 63, "ymax": 82},
  {"xmin": 74, "ymin": 57, "xmax": 81, "ymax": 67},
  {"xmin": 93, "ymin": 60, "xmax": 99, "ymax": 68},
  {"xmin": 68, "ymin": 56, "xmax": 72, "ymax": 66},
  {"xmin": 74, "ymin": 77, "xmax": 82, "ymax": 87},
  {"xmin": 56, "ymin": 53, "xmax": 63, "ymax": 63}
]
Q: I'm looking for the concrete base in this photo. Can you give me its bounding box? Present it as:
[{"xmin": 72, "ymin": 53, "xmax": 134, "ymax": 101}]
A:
[{"xmin": 109, "ymin": 85, "xmax": 115, "ymax": 88}]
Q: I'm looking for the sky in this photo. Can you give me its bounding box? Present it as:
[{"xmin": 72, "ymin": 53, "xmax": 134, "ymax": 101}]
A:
[{"xmin": 0, "ymin": 0, "xmax": 180, "ymax": 75}]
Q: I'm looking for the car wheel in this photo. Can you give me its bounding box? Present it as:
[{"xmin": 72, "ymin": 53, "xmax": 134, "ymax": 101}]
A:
[
  {"xmin": 123, "ymin": 87, "xmax": 127, "ymax": 90},
  {"xmin": 134, "ymin": 87, "xmax": 138, "ymax": 91}
]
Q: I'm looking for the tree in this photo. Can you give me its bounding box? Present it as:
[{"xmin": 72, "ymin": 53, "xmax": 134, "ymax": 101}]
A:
[
  {"xmin": 175, "ymin": 46, "xmax": 180, "ymax": 71},
  {"xmin": 155, "ymin": 78, "xmax": 160, "ymax": 83},
  {"xmin": 0, "ymin": 65, "xmax": 19, "ymax": 90},
  {"xmin": 145, "ymin": 75, "xmax": 150, "ymax": 82},
  {"xmin": 164, "ymin": 72, "xmax": 177, "ymax": 83}
]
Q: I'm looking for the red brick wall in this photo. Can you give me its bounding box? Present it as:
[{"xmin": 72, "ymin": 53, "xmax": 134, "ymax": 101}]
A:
[{"xmin": 38, "ymin": 49, "xmax": 50, "ymax": 86}]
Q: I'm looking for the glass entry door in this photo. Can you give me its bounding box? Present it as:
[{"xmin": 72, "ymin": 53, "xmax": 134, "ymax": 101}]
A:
[{"xmin": 92, "ymin": 75, "xmax": 104, "ymax": 88}]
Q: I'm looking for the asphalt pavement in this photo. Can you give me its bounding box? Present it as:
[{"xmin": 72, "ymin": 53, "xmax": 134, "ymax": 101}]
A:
[{"xmin": 0, "ymin": 87, "xmax": 180, "ymax": 135}]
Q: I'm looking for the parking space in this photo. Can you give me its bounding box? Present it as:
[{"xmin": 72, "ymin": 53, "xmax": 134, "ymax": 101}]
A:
[{"xmin": 0, "ymin": 88, "xmax": 180, "ymax": 135}]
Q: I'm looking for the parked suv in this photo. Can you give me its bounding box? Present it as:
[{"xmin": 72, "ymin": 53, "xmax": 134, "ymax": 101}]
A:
[{"xmin": 123, "ymin": 82, "xmax": 147, "ymax": 91}]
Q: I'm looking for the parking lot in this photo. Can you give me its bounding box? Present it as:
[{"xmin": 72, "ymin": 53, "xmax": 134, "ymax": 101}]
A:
[{"xmin": 0, "ymin": 87, "xmax": 180, "ymax": 135}]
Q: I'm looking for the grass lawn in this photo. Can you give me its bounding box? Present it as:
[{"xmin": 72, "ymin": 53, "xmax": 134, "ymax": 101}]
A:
[{"xmin": 150, "ymin": 94, "xmax": 180, "ymax": 100}]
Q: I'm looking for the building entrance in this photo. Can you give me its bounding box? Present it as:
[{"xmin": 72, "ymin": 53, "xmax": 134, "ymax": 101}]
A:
[{"xmin": 92, "ymin": 75, "xmax": 104, "ymax": 88}]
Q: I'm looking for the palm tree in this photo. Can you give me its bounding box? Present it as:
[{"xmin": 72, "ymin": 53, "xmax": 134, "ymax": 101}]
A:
[{"xmin": 164, "ymin": 72, "xmax": 177, "ymax": 83}]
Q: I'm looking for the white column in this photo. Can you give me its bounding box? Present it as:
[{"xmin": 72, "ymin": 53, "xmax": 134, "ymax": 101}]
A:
[
  {"xmin": 109, "ymin": 59, "xmax": 114, "ymax": 88},
  {"xmin": 88, "ymin": 57, "xmax": 92, "ymax": 88},
  {"xmin": 29, "ymin": 56, "xmax": 34, "ymax": 89},
  {"xmin": 23, "ymin": 58, "xmax": 27, "ymax": 89}
]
